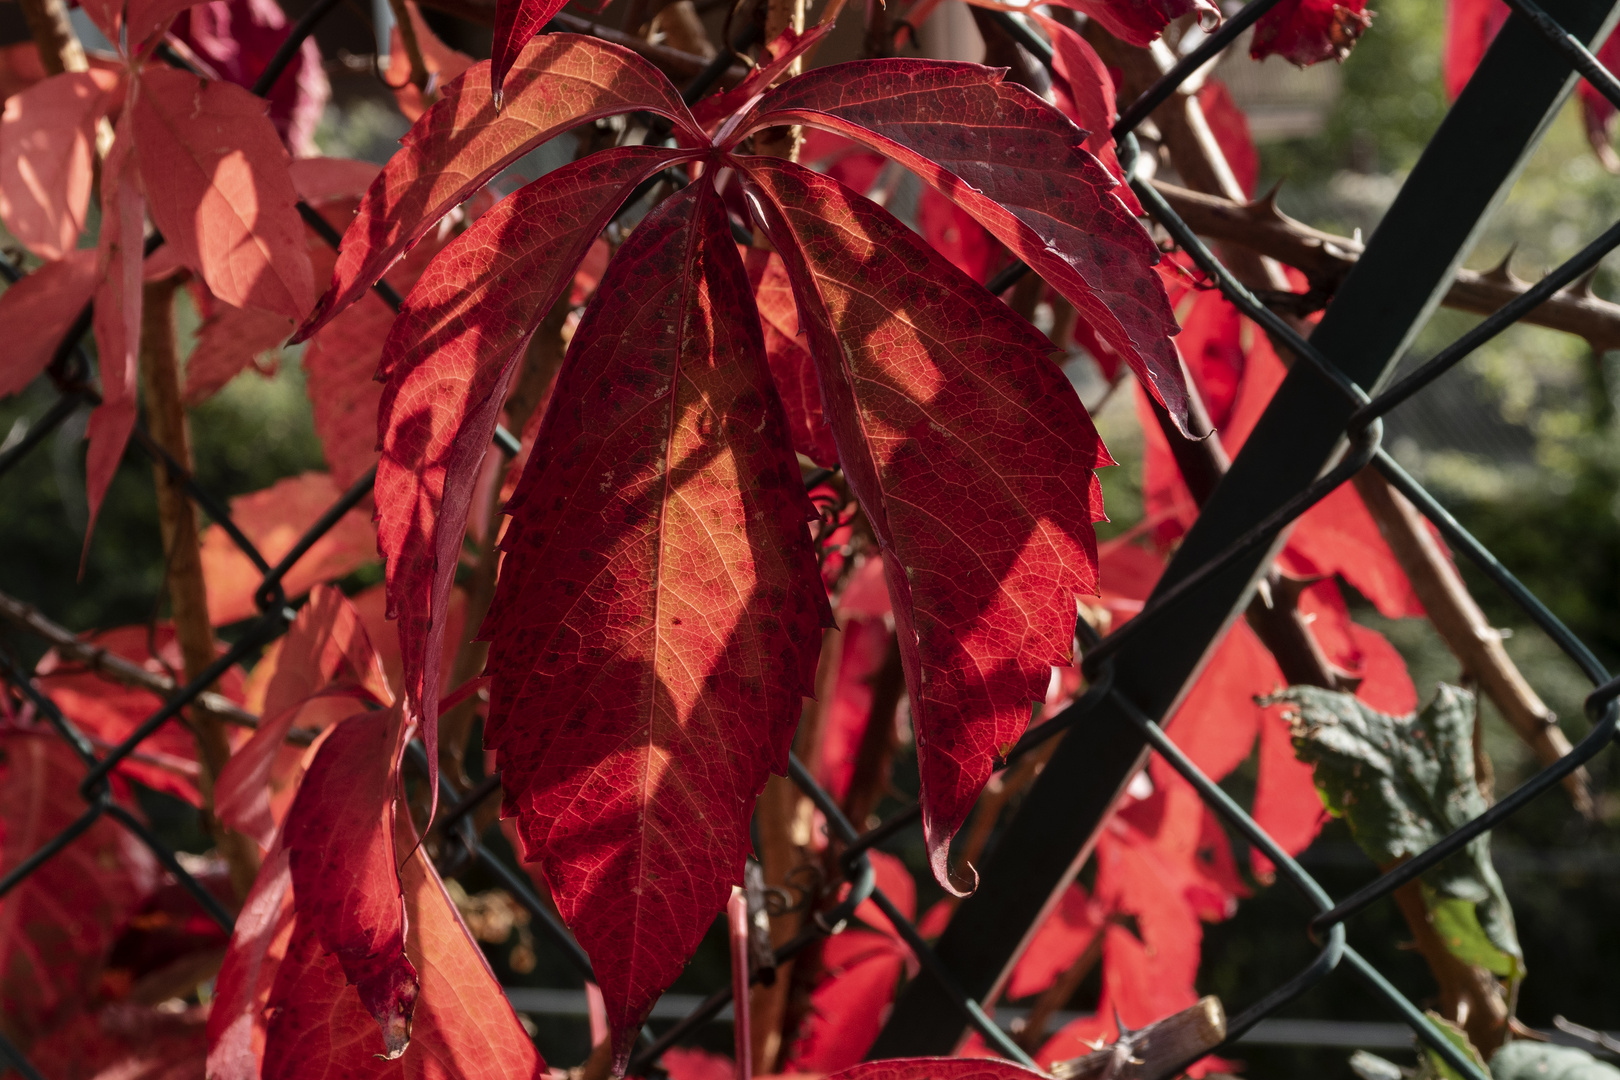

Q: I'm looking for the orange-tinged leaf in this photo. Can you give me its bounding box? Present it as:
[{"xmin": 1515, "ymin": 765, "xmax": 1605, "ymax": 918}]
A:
[
  {"xmin": 199, "ymin": 472, "xmax": 378, "ymax": 625},
  {"xmin": 0, "ymin": 70, "xmax": 115, "ymax": 260},
  {"xmin": 207, "ymin": 841, "xmax": 296, "ymax": 1080},
  {"xmin": 294, "ymin": 35, "xmax": 700, "ymax": 340},
  {"xmin": 483, "ymin": 180, "xmax": 828, "ymax": 1064},
  {"xmin": 388, "ymin": 0, "xmax": 474, "ymax": 122},
  {"xmin": 133, "ymin": 67, "xmax": 313, "ymax": 320},
  {"xmin": 744, "ymin": 158, "xmax": 1108, "ymax": 890},
  {"xmin": 264, "ymin": 767, "xmax": 542, "ymax": 1078},
  {"xmin": 289, "ymin": 156, "xmax": 382, "ymax": 205},
  {"xmin": 737, "ymin": 61, "xmax": 1187, "ymax": 429},
  {"xmin": 489, "ymin": 0, "xmax": 572, "ymax": 104},
  {"xmin": 744, "ymin": 246, "xmax": 839, "ymax": 466},
  {"xmin": 0, "ymin": 248, "xmax": 99, "ymax": 398},
  {"xmin": 0, "ymin": 733, "xmax": 158, "ymax": 1036},
  {"xmin": 374, "ymin": 144, "xmax": 685, "ymax": 819}
]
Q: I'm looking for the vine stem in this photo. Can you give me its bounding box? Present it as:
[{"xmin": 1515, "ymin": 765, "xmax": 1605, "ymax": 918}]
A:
[{"xmin": 138, "ymin": 276, "xmax": 261, "ymax": 901}]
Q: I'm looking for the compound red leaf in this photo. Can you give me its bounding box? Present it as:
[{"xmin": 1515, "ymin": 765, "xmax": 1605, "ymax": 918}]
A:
[
  {"xmin": 1054, "ymin": 0, "xmax": 1219, "ymax": 45},
  {"xmin": 822, "ymin": 1059, "xmax": 1047, "ymax": 1080},
  {"xmin": 0, "ymin": 70, "xmax": 115, "ymax": 260},
  {"xmin": 375, "ymin": 144, "xmax": 685, "ymax": 819},
  {"xmin": 295, "ymin": 36, "xmax": 699, "ymax": 340},
  {"xmin": 200, "ymin": 472, "xmax": 378, "ymax": 625},
  {"xmin": 216, "ymin": 586, "xmax": 390, "ymax": 846},
  {"xmin": 208, "ymin": 841, "xmax": 295, "ymax": 1080},
  {"xmin": 482, "ymin": 179, "xmax": 827, "ymax": 1064},
  {"xmin": 744, "ymin": 158, "xmax": 1108, "ymax": 890},
  {"xmin": 86, "ymin": 108, "xmax": 144, "ymax": 544},
  {"xmin": 0, "ymin": 248, "xmax": 98, "ymax": 399},
  {"xmin": 0, "ymin": 733, "xmax": 158, "ymax": 1036},
  {"xmin": 182, "ymin": 300, "xmax": 291, "ymax": 405},
  {"xmin": 738, "ymin": 61, "xmax": 1187, "ymax": 430},
  {"xmin": 1250, "ymin": 0, "xmax": 1373, "ymax": 65},
  {"xmin": 744, "ymin": 245, "xmax": 839, "ymax": 466},
  {"xmin": 133, "ymin": 67, "xmax": 313, "ymax": 320},
  {"xmin": 264, "ymin": 798, "xmax": 543, "ymax": 1079},
  {"xmin": 283, "ymin": 707, "xmax": 416, "ymax": 1058}
]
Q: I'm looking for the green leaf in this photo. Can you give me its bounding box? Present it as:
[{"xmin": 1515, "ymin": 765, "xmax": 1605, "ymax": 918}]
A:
[
  {"xmin": 1415, "ymin": 1013, "xmax": 1489, "ymax": 1080},
  {"xmin": 1262, "ymin": 683, "xmax": 1523, "ymax": 979},
  {"xmin": 1493, "ymin": 1042, "xmax": 1620, "ymax": 1080}
]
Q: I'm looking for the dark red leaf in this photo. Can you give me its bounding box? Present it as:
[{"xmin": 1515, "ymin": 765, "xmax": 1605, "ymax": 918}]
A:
[
  {"xmin": 788, "ymin": 929, "xmax": 908, "ymax": 1072},
  {"xmin": 817, "ymin": 616, "xmax": 895, "ymax": 804},
  {"xmin": 736, "ymin": 61, "xmax": 1188, "ymax": 429},
  {"xmin": 743, "ymin": 245, "xmax": 839, "ymax": 466},
  {"xmin": 489, "ymin": 0, "xmax": 571, "ymax": 105},
  {"xmin": 1034, "ymin": 14, "xmax": 1141, "ymax": 213},
  {"xmin": 294, "ymin": 35, "xmax": 700, "ymax": 340},
  {"xmin": 916, "ymin": 187, "xmax": 1000, "ymax": 283},
  {"xmin": 376, "ymin": 144, "xmax": 686, "ymax": 825},
  {"xmin": 28, "ymin": 1001, "xmax": 208, "ymax": 1080},
  {"xmin": 1250, "ymin": 0, "xmax": 1373, "ymax": 65},
  {"xmin": 743, "ymin": 158, "xmax": 1108, "ymax": 889},
  {"xmin": 133, "ymin": 67, "xmax": 313, "ymax": 319},
  {"xmin": 0, "ymin": 733, "xmax": 158, "ymax": 1037},
  {"xmin": 207, "ymin": 841, "xmax": 294, "ymax": 1080},
  {"xmin": 482, "ymin": 180, "xmax": 828, "ymax": 1064},
  {"xmin": 282, "ymin": 707, "xmax": 416, "ymax": 1057},
  {"xmin": 0, "ymin": 248, "xmax": 99, "ymax": 399}
]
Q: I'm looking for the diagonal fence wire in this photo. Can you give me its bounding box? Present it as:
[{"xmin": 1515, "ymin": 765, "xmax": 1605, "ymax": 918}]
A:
[{"xmin": 0, "ymin": 0, "xmax": 1614, "ymax": 1077}]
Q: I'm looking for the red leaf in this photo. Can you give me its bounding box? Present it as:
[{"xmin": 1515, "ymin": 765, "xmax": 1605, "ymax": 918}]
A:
[
  {"xmin": 215, "ymin": 585, "xmax": 391, "ymax": 846},
  {"xmin": 0, "ymin": 70, "xmax": 115, "ymax": 260},
  {"xmin": 1047, "ymin": 0, "xmax": 1219, "ymax": 48},
  {"xmin": 133, "ymin": 67, "xmax": 313, "ymax": 319},
  {"xmin": 352, "ymin": 583, "xmax": 467, "ymax": 703},
  {"xmin": 1006, "ymin": 884, "xmax": 1100, "ymax": 1000},
  {"xmin": 737, "ymin": 61, "xmax": 1187, "ymax": 429},
  {"xmin": 818, "ymin": 616, "xmax": 895, "ymax": 804},
  {"xmin": 289, "ymin": 156, "xmax": 382, "ymax": 204},
  {"xmin": 0, "ymin": 733, "xmax": 158, "ymax": 1036},
  {"xmin": 0, "ymin": 248, "xmax": 99, "ymax": 398},
  {"xmin": 33, "ymin": 623, "xmax": 249, "ymax": 804},
  {"xmin": 294, "ymin": 35, "xmax": 700, "ymax": 340},
  {"xmin": 0, "ymin": 42, "xmax": 50, "ymax": 102},
  {"xmin": 1579, "ymin": 30, "xmax": 1620, "ymax": 163},
  {"xmin": 744, "ymin": 158, "xmax": 1108, "ymax": 889},
  {"xmin": 489, "ymin": 0, "xmax": 571, "ymax": 104},
  {"xmin": 282, "ymin": 707, "xmax": 416, "ymax": 1057},
  {"xmin": 182, "ymin": 300, "xmax": 291, "ymax": 405},
  {"xmin": 388, "ymin": 0, "xmax": 474, "ymax": 122},
  {"xmin": 125, "ymin": 0, "xmax": 212, "ymax": 54},
  {"xmin": 743, "ymin": 245, "xmax": 839, "ymax": 466},
  {"xmin": 199, "ymin": 472, "xmax": 378, "ymax": 625},
  {"xmin": 263, "ymin": 792, "xmax": 543, "ymax": 1078},
  {"xmin": 1444, "ymin": 0, "xmax": 1509, "ymax": 98},
  {"xmin": 207, "ymin": 841, "xmax": 295, "ymax": 1080},
  {"xmin": 1250, "ymin": 0, "xmax": 1373, "ymax": 65},
  {"xmin": 917, "ymin": 187, "xmax": 1000, "ymax": 283},
  {"xmin": 1161, "ymin": 618, "xmax": 1280, "ymax": 784},
  {"xmin": 86, "ymin": 108, "xmax": 144, "ymax": 544},
  {"xmin": 482, "ymin": 180, "xmax": 827, "ymax": 1063},
  {"xmin": 1298, "ymin": 581, "xmax": 1418, "ymax": 714},
  {"xmin": 820, "ymin": 1059, "xmax": 1047, "ymax": 1080},
  {"xmin": 374, "ymin": 144, "xmax": 684, "ymax": 819},
  {"xmin": 302, "ymin": 289, "xmax": 390, "ymax": 488},
  {"xmin": 663, "ymin": 1047, "xmax": 737, "ymax": 1080},
  {"xmin": 789, "ymin": 929, "xmax": 909, "ymax": 1072},
  {"xmin": 1283, "ymin": 482, "xmax": 1423, "ymax": 619},
  {"xmin": 1250, "ymin": 694, "xmax": 1328, "ymax": 879},
  {"xmin": 172, "ymin": 0, "xmax": 332, "ymax": 155}
]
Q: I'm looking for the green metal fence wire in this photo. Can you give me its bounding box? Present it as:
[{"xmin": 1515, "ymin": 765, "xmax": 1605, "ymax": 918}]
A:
[{"xmin": 0, "ymin": 1, "xmax": 1614, "ymax": 1078}]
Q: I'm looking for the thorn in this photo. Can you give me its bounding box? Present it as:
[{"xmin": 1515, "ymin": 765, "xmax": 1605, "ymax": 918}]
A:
[
  {"xmin": 1244, "ymin": 180, "xmax": 1285, "ymax": 223},
  {"xmin": 1481, "ymin": 245, "xmax": 1523, "ymax": 286},
  {"xmin": 1564, "ymin": 266, "xmax": 1601, "ymax": 298}
]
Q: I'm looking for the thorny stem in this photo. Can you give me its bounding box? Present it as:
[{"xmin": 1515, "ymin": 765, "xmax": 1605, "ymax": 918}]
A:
[
  {"xmin": 17, "ymin": 0, "xmax": 85, "ymax": 75},
  {"xmin": 138, "ymin": 276, "xmax": 260, "ymax": 901}
]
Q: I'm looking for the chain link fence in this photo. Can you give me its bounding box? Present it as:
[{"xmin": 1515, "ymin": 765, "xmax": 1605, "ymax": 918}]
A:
[{"xmin": 0, "ymin": 0, "xmax": 1617, "ymax": 1076}]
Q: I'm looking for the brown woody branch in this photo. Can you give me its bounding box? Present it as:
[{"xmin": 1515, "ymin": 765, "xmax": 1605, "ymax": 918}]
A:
[
  {"xmin": 1050, "ymin": 996, "xmax": 1227, "ymax": 1080},
  {"xmin": 141, "ymin": 278, "xmax": 260, "ymax": 899},
  {"xmin": 412, "ymin": 0, "xmax": 748, "ymax": 86},
  {"xmin": 1153, "ymin": 182, "xmax": 1620, "ymax": 351}
]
